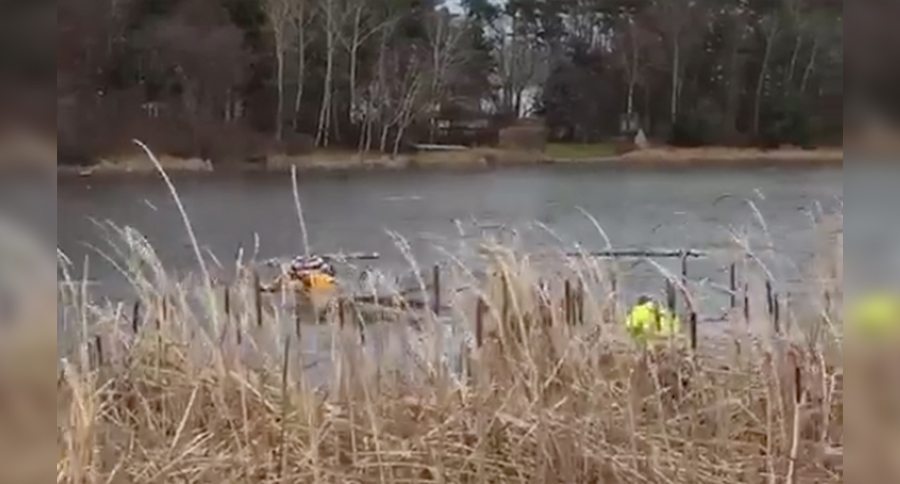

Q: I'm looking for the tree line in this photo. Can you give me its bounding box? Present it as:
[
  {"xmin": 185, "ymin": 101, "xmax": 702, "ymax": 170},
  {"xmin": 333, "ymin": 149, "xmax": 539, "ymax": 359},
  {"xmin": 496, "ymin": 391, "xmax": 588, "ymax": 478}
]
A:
[{"xmin": 55, "ymin": 0, "xmax": 846, "ymax": 164}]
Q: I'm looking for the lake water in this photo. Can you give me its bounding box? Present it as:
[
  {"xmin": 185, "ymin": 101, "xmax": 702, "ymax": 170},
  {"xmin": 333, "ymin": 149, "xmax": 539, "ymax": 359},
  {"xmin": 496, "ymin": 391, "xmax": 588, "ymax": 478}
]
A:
[{"xmin": 57, "ymin": 165, "xmax": 843, "ymax": 318}]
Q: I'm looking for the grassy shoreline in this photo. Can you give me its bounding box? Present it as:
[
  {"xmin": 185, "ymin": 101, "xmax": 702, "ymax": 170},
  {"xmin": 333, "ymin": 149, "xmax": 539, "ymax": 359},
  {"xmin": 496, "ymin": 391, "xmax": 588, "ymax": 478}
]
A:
[{"xmin": 57, "ymin": 146, "xmax": 843, "ymax": 176}]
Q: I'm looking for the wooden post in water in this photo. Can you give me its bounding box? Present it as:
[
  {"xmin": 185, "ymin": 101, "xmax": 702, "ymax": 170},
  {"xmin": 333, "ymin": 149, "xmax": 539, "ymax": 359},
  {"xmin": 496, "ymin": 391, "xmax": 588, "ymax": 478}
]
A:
[
  {"xmin": 475, "ymin": 297, "xmax": 485, "ymax": 348},
  {"xmin": 564, "ymin": 279, "xmax": 572, "ymax": 326},
  {"xmin": 743, "ymin": 283, "xmax": 750, "ymax": 325},
  {"xmin": 132, "ymin": 300, "xmax": 141, "ymax": 334},
  {"xmin": 765, "ymin": 280, "xmax": 774, "ymax": 318},
  {"xmin": 254, "ymin": 271, "xmax": 263, "ymax": 327},
  {"xmin": 773, "ymin": 293, "xmax": 781, "ymax": 335},
  {"xmin": 689, "ymin": 312, "xmax": 698, "ymax": 352},
  {"xmin": 680, "ymin": 254, "xmax": 689, "ymax": 317},
  {"xmin": 293, "ymin": 292, "xmax": 301, "ymax": 340},
  {"xmin": 729, "ymin": 263, "xmax": 737, "ymax": 308},
  {"xmin": 160, "ymin": 296, "xmax": 168, "ymax": 328},
  {"xmin": 224, "ymin": 284, "xmax": 231, "ymax": 319},
  {"xmin": 338, "ymin": 298, "xmax": 346, "ymax": 329},
  {"xmin": 577, "ymin": 279, "xmax": 585, "ymax": 325},
  {"xmin": 95, "ymin": 335, "xmax": 104, "ymax": 367},
  {"xmin": 432, "ymin": 265, "xmax": 441, "ymax": 315},
  {"xmin": 666, "ymin": 278, "xmax": 676, "ymax": 315}
]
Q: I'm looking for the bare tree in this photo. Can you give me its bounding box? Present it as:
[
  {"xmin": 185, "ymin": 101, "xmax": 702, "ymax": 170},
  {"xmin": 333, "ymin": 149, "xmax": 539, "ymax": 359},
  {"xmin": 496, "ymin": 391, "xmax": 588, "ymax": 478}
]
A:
[
  {"xmin": 654, "ymin": 0, "xmax": 705, "ymax": 124},
  {"xmin": 625, "ymin": 17, "xmax": 639, "ymax": 121},
  {"xmin": 491, "ymin": 9, "xmax": 544, "ymax": 118},
  {"xmin": 372, "ymin": 38, "xmax": 426, "ymax": 156},
  {"xmin": 316, "ymin": 0, "xmax": 339, "ymax": 147},
  {"xmin": 263, "ymin": 0, "xmax": 294, "ymax": 141},
  {"xmin": 800, "ymin": 7, "xmax": 839, "ymax": 94},
  {"xmin": 799, "ymin": 36, "xmax": 818, "ymax": 93},
  {"xmin": 425, "ymin": 9, "xmax": 465, "ymax": 141},
  {"xmin": 617, "ymin": 13, "xmax": 654, "ymax": 129},
  {"xmin": 338, "ymin": 0, "xmax": 397, "ymax": 129},
  {"xmin": 753, "ymin": 11, "xmax": 780, "ymax": 136},
  {"xmin": 291, "ymin": 0, "xmax": 313, "ymax": 130},
  {"xmin": 376, "ymin": 27, "xmax": 393, "ymax": 153},
  {"xmin": 784, "ymin": 0, "xmax": 804, "ymax": 86},
  {"xmin": 393, "ymin": 67, "xmax": 425, "ymax": 156}
]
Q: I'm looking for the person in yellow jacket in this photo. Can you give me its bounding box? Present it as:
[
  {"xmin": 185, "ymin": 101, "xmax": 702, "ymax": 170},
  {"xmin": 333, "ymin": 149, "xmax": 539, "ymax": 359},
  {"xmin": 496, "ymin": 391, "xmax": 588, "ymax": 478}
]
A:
[
  {"xmin": 848, "ymin": 292, "xmax": 900, "ymax": 340},
  {"xmin": 625, "ymin": 295, "xmax": 681, "ymax": 346}
]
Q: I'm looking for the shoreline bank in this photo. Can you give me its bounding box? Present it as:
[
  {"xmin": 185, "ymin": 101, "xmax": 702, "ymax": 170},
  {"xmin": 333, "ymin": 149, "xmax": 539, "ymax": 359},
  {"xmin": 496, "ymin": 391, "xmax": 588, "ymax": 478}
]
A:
[{"xmin": 56, "ymin": 146, "xmax": 843, "ymax": 177}]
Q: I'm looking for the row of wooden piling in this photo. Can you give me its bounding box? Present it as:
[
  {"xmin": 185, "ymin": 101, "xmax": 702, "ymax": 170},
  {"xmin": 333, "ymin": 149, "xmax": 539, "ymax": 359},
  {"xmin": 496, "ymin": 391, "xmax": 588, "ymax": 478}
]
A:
[
  {"xmin": 728, "ymin": 261, "xmax": 783, "ymax": 334},
  {"xmin": 121, "ymin": 260, "xmax": 784, "ymax": 357}
]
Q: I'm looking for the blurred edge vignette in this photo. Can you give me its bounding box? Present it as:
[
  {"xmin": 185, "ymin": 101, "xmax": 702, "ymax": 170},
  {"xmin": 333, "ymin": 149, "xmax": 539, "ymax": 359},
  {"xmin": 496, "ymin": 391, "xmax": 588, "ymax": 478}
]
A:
[{"xmin": 2, "ymin": 0, "xmax": 900, "ymax": 482}]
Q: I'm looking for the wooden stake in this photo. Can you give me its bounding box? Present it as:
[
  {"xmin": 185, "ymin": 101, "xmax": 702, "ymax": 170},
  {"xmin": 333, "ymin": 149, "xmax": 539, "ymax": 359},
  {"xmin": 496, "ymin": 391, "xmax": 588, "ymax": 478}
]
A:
[
  {"xmin": 690, "ymin": 312, "xmax": 698, "ymax": 352},
  {"xmin": 161, "ymin": 296, "xmax": 168, "ymax": 324},
  {"xmin": 743, "ymin": 283, "xmax": 750, "ymax": 324},
  {"xmin": 294, "ymin": 292, "xmax": 302, "ymax": 339},
  {"xmin": 774, "ymin": 293, "xmax": 781, "ymax": 335},
  {"xmin": 131, "ymin": 300, "xmax": 141, "ymax": 334},
  {"xmin": 224, "ymin": 284, "xmax": 231, "ymax": 319},
  {"xmin": 564, "ymin": 279, "xmax": 572, "ymax": 326},
  {"xmin": 729, "ymin": 263, "xmax": 737, "ymax": 308},
  {"xmin": 95, "ymin": 335, "xmax": 104, "ymax": 367},
  {"xmin": 666, "ymin": 278, "xmax": 676, "ymax": 314},
  {"xmin": 254, "ymin": 271, "xmax": 263, "ymax": 327},
  {"xmin": 432, "ymin": 264, "xmax": 441, "ymax": 315},
  {"xmin": 475, "ymin": 298, "xmax": 484, "ymax": 348},
  {"xmin": 577, "ymin": 279, "xmax": 585, "ymax": 325}
]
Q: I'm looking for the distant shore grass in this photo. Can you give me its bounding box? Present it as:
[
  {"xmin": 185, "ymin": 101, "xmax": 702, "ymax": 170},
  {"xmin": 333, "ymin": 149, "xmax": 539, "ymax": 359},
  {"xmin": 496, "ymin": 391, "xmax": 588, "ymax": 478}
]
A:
[
  {"xmin": 58, "ymin": 143, "xmax": 845, "ymax": 176},
  {"xmin": 545, "ymin": 142, "xmax": 618, "ymax": 160}
]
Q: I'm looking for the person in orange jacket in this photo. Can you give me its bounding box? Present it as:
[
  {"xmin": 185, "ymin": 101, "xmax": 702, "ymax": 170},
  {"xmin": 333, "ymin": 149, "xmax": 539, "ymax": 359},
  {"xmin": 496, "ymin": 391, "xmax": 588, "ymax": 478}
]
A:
[{"xmin": 263, "ymin": 255, "xmax": 337, "ymax": 294}]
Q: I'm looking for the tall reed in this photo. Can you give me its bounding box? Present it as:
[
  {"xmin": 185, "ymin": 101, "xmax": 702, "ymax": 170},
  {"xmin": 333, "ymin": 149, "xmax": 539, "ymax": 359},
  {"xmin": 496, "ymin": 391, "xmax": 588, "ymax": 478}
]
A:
[{"xmin": 52, "ymin": 224, "xmax": 844, "ymax": 483}]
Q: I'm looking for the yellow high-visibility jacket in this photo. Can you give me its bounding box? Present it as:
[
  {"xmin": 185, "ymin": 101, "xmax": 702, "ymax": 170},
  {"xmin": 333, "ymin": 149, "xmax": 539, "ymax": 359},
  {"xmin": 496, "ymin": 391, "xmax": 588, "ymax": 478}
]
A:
[{"xmin": 625, "ymin": 301, "xmax": 681, "ymax": 343}]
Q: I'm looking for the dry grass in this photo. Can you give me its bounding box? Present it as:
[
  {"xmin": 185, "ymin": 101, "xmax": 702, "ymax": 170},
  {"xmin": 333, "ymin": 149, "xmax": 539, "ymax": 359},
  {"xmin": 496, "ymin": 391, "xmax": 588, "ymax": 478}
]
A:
[
  {"xmin": 620, "ymin": 147, "xmax": 843, "ymax": 165},
  {"xmin": 545, "ymin": 143, "xmax": 618, "ymax": 160},
  {"xmin": 50, "ymin": 222, "xmax": 848, "ymax": 483}
]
